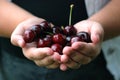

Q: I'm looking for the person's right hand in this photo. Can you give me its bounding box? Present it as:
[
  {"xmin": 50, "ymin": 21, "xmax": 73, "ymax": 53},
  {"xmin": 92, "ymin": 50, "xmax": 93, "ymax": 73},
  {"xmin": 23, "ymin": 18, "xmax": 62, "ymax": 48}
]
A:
[{"xmin": 11, "ymin": 17, "xmax": 61, "ymax": 69}]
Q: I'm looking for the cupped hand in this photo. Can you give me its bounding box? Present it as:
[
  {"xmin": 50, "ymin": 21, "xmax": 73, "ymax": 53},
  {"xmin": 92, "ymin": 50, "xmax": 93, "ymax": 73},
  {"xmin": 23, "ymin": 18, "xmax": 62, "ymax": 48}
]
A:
[
  {"xmin": 60, "ymin": 20, "xmax": 104, "ymax": 71},
  {"xmin": 22, "ymin": 42, "xmax": 61, "ymax": 69},
  {"xmin": 11, "ymin": 17, "xmax": 61, "ymax": 69}
]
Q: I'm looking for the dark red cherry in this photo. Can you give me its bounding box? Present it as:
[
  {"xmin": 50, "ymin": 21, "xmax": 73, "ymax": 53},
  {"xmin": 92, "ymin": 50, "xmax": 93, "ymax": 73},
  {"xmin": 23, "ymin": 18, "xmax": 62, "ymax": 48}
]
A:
[
  {"xmin": 51, "ymin": 43, "xmax": 63, "ymax": 55},
  {"xmin": 37, "ymin": 35, "xmax": 52, "ymax": 48},
  {"xmin": 37, "ymin": 39, "xmax": 45, "ymax": 47},
  {"xmin": 63, "ymin": 25, "xmax": 77, "ymax": 36},
  {"xmin": 44, "ymin": 35, "xmax": 53, "ymax": 45},
  {"xmin": 77, "ymin": 31, "xmax": 92, "ymax": 43},
  {"xmin": 52, "ymin": 26, "xmax": 63, "ymax": 34},
  {"xmin": 39, "ymin": 21, "xmax": 52, "ymax": 32},
  {"xmin": 52, "ymin": 33, "xmax": 66, "ymax": 45},
  {"xmin": 23, "ymin": 29, "xmax": 36, "ymax": 43},
  {"xmin": 30, "ymin": 25, "xmax": 42, "ymax": 38}
]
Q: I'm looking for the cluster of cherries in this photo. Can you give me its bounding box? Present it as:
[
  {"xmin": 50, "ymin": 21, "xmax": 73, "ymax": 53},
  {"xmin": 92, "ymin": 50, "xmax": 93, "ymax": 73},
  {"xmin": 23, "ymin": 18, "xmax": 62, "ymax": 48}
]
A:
[
  {"xmin": 23, "ymin": 4, "xmax": 91, "ymax": 55},
  {"xmin": 23, "ymin": 21, "xmax": 91, "ymax": 55}
]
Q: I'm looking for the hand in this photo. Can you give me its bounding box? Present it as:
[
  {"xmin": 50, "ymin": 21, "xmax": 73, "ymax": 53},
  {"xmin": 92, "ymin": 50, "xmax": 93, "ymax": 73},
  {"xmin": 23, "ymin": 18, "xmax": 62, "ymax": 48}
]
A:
[
  {"xmin": 11, "ymin": 17, "xmax": 61, "ymax": 69},
  {"xmin": 60, "ymin": 20, "xmax": 104, "ymax": 71}
]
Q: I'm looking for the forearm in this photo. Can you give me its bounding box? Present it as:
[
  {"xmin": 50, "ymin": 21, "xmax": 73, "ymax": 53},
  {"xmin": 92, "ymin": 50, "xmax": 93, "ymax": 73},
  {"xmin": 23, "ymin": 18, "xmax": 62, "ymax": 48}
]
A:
[
  {"xmin": 88, "ymin": 0, "xmax": 120, "ymax": 40},
  {"xmin": 0, "ymin": 1, "xmax": 43, "ymax": 38}
]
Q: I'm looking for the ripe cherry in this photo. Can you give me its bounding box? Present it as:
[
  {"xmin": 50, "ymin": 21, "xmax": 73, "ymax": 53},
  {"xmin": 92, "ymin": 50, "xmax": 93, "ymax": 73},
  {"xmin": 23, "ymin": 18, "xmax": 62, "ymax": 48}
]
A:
[
  {"xmin": 30, "ymin": 25, "xmax": 42, "ymax": 38},
  {"xmin": 39, "ymin": 21, "xmax": 52, "ymax": 32},
  {"xmin": 51, "ymin": 43, "xmax": 63, "ymax": 55},
  {"xmin": 52, "ymin": 33, "xmax": 66, "ymax": 45},
  {"xmin": 52, "ymin": 26, "xmax": 63, "ymax": 34},
  {"xmin": 77, "ymin": 31, "xmax": 92, "ymax": 43},
  {"xmin": 63, "ymin": 25, "xmax": 77, "ymax": 36},
  {"xmin": 63, "ymin": 4, "xmax": 77, "ymax": 36},
  {"xmin": 23, "ymin": 4, "xmax": 92, "ymax": 55},
  {"xmin": 71, "ymin": 32, "xmax": 91, "ymax": 44},
  {"xmin": 23, "ymin": 29, "xmax": 36, "ymax": 43},
  {"xmin": 37, "ymin": 35, "xmax": 52, "ymax": 48}
]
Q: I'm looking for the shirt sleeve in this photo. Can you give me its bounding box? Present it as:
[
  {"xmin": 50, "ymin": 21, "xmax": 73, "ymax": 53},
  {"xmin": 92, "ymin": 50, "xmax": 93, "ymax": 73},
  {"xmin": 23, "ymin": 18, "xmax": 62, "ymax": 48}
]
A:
[{"xmin": 85, "ymin": 0, "xmax": 109, "ymax": 16}]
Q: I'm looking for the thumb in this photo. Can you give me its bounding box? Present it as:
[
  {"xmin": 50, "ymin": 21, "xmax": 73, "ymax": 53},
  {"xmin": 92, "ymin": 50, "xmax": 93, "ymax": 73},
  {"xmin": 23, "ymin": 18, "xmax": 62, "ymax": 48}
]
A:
[
  {"xmin": 11, "ymin": 35, "xmax": 25, "ymax": 48},
  {"xmin": 91, "ymin": 22, "xmax": 104, "ymax": 44}
]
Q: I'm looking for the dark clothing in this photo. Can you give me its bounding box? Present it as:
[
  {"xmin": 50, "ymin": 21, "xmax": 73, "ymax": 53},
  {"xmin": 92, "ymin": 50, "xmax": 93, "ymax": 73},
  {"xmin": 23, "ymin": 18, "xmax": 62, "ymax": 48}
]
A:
[{"xmin": 0, "ymin": 0, "xmax": 114, "ymax": 80}]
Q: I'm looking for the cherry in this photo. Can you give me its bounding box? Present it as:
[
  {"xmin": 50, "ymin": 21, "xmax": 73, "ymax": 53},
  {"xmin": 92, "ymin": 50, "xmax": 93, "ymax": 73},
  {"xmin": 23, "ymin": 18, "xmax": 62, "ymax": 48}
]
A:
[
  {"xmin": 71, "ymin": 32, "xmax": 91, "ymax": 44},
  {"xmin": 23, "ymin": 4, "xmax": 92, "ymax": 55},
  {"xmin": 52, "ymin": 33, "xmax": 66, "ymax": 45},
  {"xmin": 63, "ymin": 4, "xmax": 77, "ymax": 36},
  {"xmin": 52, "ymin": 26, "xmax": 63, "ymax": 34},
  {"xmin": 30, "ymin": 25, "xmax": 42, "ymax": 38},
  {"xmin": 51, "ymin": 44, "xmax": 63, "ymax": 55},
  {"xmin": 37, "ymin": 36, "xmax": 52, "ymax": 48},
  {"xmin": 63, "ymin": 25, "xmax": 77, "ymax": 36},
  {"xmin": 77, "ymin": 31, "xmax": 92, "ymax": 43},
  {"xmin": 23, "ymin": 29, "xmax": 36, "ymax": 43},
  {"xmin": 37, "ymin": 39, "xmax": 47, "ymax": 47},
  {"xmin": 39, "ymin": 21, "xmax": 52, "ymax": 32}
]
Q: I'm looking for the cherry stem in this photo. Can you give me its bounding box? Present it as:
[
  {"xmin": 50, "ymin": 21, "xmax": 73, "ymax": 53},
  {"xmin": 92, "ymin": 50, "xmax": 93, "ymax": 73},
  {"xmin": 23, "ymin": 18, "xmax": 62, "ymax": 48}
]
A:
[
  {"xmin": 61, "ymin": 26, "xmax": 64, "ymax": 30},
  {"xmin": 69, "ymin": 4, "xmax": 74, "ymax": 26},
  {"xmin": 45, "ymin": 32, "xmax": 53, "ymax": 35}
]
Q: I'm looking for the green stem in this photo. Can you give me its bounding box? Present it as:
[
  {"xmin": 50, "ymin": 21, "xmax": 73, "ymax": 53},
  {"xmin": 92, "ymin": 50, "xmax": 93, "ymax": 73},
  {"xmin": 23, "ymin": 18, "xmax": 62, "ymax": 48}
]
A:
[
  {"xmin": 45, "ymin": 32, "xmax": 53, "ymax": 35},
  {"xmin": 69, "ymin": 4, "xmax": 74, "ymax": 25}
]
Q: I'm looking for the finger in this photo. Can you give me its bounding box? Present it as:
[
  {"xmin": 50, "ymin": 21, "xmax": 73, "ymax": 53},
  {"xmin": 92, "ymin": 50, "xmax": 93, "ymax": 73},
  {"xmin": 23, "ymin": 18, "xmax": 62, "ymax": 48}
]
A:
[
  {"xmin": 63, "ymin": 43, "xmax": 93, "ymax": 64},
  {"xmin": 22, "ymin": 47, "xmax": 53, "ymax": 60},
  {"xmin": 53, "ymin": 52, "xmax": 61, "ymax": 62},
  {"xmin": 91, "ymin": 21, "xmax": 104, "ymax": 44},
  {"xmin": 61, "ymin": 55, "xmax": 69, "ymax": 63},
  {"xmin": 71, "ymin": 42, "xmax": 99, "ymax": 58},
  {"xmin": 34, "ymin": 55, "xmax": 55, "ymax": 67},
  {"xmin": 62, "ymin": 46, "xmax": 73, "ymax": 56},
  {"xmin": 11, "ymin": 34, "xmax": 25, "ymax": 47},
  {"xmin": 60, "ymin": 64, "xmax": 68, "ymax": 71},
  {"xmin": 11, "ymin": 24, "xmax": 25, "ymax": 47},
  {"xmin": 46, "ymin": 62, "xmax": 60, "ymax": 69},
  {"xmin": 63, "ymin": 45, "xmax": 92, "ymax": 58},
  {"xmin": 63, "ymin": 46, "xmax": 92, "ymax": 64},
  {"xmin": 65, "ymin": 59, "xmax": 81, "ymax": 69},
  {"xmin": 69, "ymin": 50, "xmax": 92, "ymax": 64}
]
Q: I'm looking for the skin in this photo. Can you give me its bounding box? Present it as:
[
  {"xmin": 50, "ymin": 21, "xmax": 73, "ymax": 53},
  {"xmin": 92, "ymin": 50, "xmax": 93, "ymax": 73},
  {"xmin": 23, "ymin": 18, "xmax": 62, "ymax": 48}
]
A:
[
  {"xmin": 60, "ymin": 20, "xmax": 104, "ymax": 70},
  {"xmin": 0, "ymin": 0, "xmax": 120, "ymax": 71},
  {"xmin": 11, "ymin": 18, "xmax": 61, "ymax": 69}
]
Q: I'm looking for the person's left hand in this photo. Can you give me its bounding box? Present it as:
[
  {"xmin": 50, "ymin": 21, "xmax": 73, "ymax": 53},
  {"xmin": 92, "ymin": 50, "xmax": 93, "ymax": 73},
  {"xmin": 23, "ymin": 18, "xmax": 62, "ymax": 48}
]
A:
[{"xmin": 59, "ymin": 20, "xmax": 104, "ymax": 71}]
